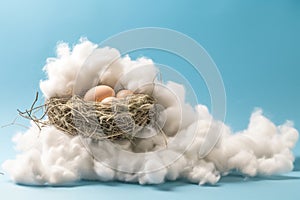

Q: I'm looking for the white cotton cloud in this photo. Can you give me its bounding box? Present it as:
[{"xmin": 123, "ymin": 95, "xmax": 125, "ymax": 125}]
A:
[
  {"xmin": 40, "ymin": 38, "xmax": 98, "ymax": 98},
  {"xmin": 2, "ymin": 38, "xmax": 299, "ymax": 186}
]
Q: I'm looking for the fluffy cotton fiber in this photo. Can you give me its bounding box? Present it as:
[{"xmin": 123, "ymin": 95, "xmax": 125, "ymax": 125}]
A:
[{"xmin": 2, "ymin": 38, "xmax": 298, "ymax": 185}]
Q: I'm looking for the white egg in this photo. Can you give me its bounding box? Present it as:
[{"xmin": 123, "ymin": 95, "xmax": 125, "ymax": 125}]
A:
[{"xmin": 101, "ymin": 96, "xmax": 117, "ymax": 104}]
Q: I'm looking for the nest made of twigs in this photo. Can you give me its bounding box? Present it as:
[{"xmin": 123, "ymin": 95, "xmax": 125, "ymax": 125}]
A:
[{"xmin": 46, "ymin": 94, "xmax": 156, "ymax": 140}]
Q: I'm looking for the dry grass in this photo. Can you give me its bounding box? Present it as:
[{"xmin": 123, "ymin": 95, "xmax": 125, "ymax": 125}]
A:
[{"xmin": 46, "ymin": 94, "xmax": 155, "ymax": 140}]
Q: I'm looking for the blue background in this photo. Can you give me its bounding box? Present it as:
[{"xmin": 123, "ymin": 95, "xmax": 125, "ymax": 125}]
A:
[{"xmin": 0, "ymin": 0, "xmax": 299, "ymax": 199}]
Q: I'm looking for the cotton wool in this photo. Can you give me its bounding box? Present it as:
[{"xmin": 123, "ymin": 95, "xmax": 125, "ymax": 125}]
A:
[{"xmin": 2, "ymin": 38, "xmax": 299, "ymax": 185}]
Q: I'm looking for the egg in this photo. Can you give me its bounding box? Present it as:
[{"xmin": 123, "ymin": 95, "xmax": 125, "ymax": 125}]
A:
[
  {"xmin": 116, "ymin": 89, "xmax": 134, "ymax": 98},
  {"xmin": 101, "ymin": 96, "xmax": 117, "ymax": 104},
  {"xmin": 83, "ymin": 85, "xmax": 115, "ymax": 102}
]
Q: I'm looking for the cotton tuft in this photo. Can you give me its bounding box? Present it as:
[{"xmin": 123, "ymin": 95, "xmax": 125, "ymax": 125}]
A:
[{"xmin": 3, "ymin": 39, "xmax": 298, "ymax": 185}]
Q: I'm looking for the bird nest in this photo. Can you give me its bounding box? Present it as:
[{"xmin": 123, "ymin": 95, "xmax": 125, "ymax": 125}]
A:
[
  {"xmin": 46, "ymin": 94, "xmax": 156, "ymax": 140},
  {"xmin": 18, "ymin": 93, "xmax": 156, "ymax": 141}
]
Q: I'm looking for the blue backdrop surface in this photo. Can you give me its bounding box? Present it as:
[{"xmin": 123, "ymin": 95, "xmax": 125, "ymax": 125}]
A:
[{"xmin": 0, "ymin": 0, "xmax": 299, "ymax": 199}]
